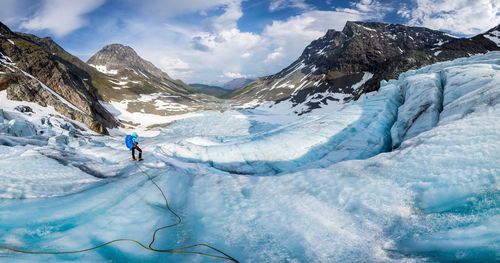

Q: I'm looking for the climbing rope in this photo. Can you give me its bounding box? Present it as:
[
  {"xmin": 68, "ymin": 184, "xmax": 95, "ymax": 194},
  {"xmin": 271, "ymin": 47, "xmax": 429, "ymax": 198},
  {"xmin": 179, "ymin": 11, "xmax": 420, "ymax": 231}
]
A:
[{"xmin": 0, "ymin": 161, "xmax": 239, "ymax": 262}]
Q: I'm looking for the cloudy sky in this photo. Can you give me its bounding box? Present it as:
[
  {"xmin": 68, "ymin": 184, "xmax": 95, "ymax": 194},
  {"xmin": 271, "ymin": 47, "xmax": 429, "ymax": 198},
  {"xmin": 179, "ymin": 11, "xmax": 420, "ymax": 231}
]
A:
[{"xmin": 0, "ymin": 0, "xmax": 499, "ymax": 84}]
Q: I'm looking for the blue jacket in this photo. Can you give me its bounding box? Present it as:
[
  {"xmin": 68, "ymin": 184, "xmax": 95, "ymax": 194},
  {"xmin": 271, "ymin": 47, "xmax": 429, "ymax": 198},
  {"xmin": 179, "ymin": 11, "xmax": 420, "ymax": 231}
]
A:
[{"xmin": 133, "ymin": 137, "xmax": 140, "ymax": 144}]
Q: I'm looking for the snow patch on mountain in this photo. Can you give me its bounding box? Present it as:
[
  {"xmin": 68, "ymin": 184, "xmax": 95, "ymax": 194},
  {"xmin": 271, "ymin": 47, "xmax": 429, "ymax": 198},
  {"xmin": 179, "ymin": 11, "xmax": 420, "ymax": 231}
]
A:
[
  {"xmin": 484, "ymin": 30, "xmax": 500, "ymax": 47},
  {"xmin": 89, "ymin": 64, "xmax": 118, "ymax": 75}
]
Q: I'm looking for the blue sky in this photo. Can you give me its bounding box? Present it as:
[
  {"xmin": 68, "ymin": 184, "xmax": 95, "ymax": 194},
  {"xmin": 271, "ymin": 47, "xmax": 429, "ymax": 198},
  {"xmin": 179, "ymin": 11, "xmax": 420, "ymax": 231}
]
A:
[{"xmin": 0, "ymin": 0, "xmax": 499, "ymax": 84}]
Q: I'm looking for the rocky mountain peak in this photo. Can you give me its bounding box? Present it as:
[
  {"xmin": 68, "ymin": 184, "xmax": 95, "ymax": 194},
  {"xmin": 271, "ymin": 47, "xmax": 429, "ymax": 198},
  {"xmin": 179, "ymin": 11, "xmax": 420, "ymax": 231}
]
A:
[
  {"xmin": 297, "ymin": 21, "xmax": 454, "ymax": 75},
  {"xmin": 87, "ymin": 43, "xmax": 170, "ymax": 80},
  {"xmin": 92, "ymin": 43, "xmax": 139, "ymax": 63}
]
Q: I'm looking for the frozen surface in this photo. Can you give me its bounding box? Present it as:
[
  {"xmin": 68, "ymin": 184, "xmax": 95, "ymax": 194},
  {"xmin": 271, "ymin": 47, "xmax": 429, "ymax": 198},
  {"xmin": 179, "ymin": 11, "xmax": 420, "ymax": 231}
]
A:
[
  {"xmin": 101, "ymin": 100, "xmax": 201, "ymax": 137},
  {"xmin": 0, "ymin": 150, "xmax": 100, "ymax": 199},
  {"xmin": 163, "ymin": 82, "xmax": 400, "ymax": 174},
  {"xmin": 0, "ymin": 52, "xmax": 499, "ymax": 262}
]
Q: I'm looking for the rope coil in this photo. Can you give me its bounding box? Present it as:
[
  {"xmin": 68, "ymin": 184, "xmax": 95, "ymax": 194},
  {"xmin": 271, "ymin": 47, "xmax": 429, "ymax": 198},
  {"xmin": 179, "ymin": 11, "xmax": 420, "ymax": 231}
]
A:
[{"xmin": 0, "ymin": 161, "xmax": 239, "ymax": 262}]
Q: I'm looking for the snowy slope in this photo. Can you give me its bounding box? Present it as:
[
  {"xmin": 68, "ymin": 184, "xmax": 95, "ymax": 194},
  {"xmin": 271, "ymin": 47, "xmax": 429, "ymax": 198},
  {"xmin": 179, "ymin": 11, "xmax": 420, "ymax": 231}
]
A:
[{"xmin": 0, "ymin": 52, "xmax": 499, "ymax": 262}]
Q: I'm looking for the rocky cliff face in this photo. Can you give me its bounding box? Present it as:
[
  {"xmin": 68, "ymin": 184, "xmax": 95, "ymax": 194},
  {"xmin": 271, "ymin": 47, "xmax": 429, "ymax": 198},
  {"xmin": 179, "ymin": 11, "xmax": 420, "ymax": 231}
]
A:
[
  {"xmin": 0, "ymin": 22, "xmax": 118, "ymax": 134},
  {"xmin": 231, "ymin": 21, "xmax": 500, "ymax": 113}
]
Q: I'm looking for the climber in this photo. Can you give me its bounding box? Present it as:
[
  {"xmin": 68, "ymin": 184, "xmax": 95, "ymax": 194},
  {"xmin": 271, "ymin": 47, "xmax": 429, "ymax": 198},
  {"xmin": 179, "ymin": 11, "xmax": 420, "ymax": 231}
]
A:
[{"xmin": 125, "ymin": 132, "xmax": 143, "ymax": 161}]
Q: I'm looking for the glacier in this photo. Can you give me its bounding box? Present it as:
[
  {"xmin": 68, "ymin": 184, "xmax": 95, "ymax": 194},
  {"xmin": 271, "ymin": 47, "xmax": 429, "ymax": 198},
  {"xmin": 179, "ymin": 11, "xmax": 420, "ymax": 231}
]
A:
[{"xmin": 0, "ymin": 52, "xmax": 499, "ymax": 262}]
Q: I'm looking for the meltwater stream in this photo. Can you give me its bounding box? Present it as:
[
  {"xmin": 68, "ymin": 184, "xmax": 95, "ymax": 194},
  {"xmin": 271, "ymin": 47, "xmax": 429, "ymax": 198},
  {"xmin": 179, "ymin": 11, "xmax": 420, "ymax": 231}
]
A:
[{"xmin": 0, "ymin": 53, "xmax": 499, "ymax": 262}]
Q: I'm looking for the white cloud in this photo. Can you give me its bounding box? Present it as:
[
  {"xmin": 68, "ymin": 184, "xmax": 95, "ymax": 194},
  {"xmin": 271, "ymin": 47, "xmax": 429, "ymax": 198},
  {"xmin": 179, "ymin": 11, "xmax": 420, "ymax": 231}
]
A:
[
  {"xmin": 406, "ymin": 0, "xmax": 500, "ymax": 36},
  {"xmin": 158, "ymin": 57, "xmax": 191, "ymax": 78},
  {"xmin": 126, "ymin": 0, "xmax": 234, "ymax": 18},
  {"xmin": 264, "ymin": 10, "xmax": 363, "ymax": 39},
  {"xmin": 134, "ymin": 0, "xmax": 393, "ymax": 83},
  {"xmin": 352, "ymin": 0, "xmax": 392, "ymax": 14},
  {"xmin": 210, "ymin": 0, "xmax": 243, "ymax": 32},
  {"xmin": 256, "ymin": 9, "xmax": 365, "ymax": 72},
  {"xmin": 397, "ymin": 4, "xmax": 411, "ymax": 19},
  {"xmin": 0, "ymin": 0, "xmax": 395, "ymax": 83},
  {"xmin": 0, "ymin": 0, "xmax": 37, "ymax": 25},
  {"xmin": 20, "ymin": 0, "xmax": 105, "ymax": 36},
  {"xmin": 223, "ymin": 71, "xmax": 246, "ymax": 78},
  {"xmin": 264, "ymin": 47, "xmax": 284, "ymax": 63},
  {"xmin": 241, "ymin": 52, "xmax": 251, "ymax": 58},
  {"xmin": 133, "ymin": 0, "xmax": 263, "ymax": 82},
  {"xmin": 269, "ymin": 0, "xmax": 312, "ymax": 12}
]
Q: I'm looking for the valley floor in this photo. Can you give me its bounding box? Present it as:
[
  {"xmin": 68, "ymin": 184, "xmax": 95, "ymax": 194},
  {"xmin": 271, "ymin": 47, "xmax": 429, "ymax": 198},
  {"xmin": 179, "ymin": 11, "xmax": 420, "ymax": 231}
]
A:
[{"xmin": 0, "ymin": 53, "xmax": 499, "ymax": 262}]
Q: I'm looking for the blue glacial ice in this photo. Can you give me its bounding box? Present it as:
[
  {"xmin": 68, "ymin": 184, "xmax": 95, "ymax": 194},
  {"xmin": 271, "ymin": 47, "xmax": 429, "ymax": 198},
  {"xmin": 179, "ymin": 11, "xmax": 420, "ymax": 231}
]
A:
[{"xmin": 0, "ymin": 52, "xmax": 499, "ymax": 262}]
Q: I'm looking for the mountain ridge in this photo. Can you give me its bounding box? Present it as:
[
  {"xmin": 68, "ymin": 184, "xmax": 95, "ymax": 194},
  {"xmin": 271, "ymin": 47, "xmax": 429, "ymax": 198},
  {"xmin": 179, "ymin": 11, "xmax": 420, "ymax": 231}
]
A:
[{"xmin": 230, "ymin": 21, "xmax": 500, "ymax": 113}]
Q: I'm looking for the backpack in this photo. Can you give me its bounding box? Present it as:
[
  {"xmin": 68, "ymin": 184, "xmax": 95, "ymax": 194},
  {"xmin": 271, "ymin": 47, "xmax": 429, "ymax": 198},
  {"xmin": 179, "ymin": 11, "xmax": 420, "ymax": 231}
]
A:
[{"xmin": 125, "ymin": 134, "xmax": 134, "ymax": 150}]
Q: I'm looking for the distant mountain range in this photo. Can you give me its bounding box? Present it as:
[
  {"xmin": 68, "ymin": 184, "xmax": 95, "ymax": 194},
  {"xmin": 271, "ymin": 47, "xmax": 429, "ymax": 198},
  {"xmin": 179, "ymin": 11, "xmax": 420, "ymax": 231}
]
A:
[
  {"xmin": 221, "ymin": 78, "xmax": 255, "ymax": 90},
  {"xmin": 189, "ymin": 78, "xmax": 255, "ymax": 98},
  {"xmin": 230, "ymin": 21, "xmax": 500, "ymax": 113},
  {"xmin": 188, "ymin": 83, "xmax": 230, "ymax": 98}
]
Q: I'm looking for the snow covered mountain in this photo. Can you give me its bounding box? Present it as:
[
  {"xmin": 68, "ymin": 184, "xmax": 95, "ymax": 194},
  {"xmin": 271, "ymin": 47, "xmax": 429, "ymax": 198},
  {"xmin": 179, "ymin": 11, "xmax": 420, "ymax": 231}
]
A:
[
  {"xmin": 479, "ymin": 24, "xmax": 500, "ymax": 47},
  {"xmin": 87, "ymin": 44, "xmax": 192, "ymax": 96},
  {"xmin": 0, "ymin": 22, "xmax": 118, "ymax": 134},
  {"xmin": 86, "ymin": 44, "xmax": 222, "ymax": 131},
  {"xmin": 231, "ymin": 21, "xmax": 500, "ymax": 114},
  {"xmin": 0, "ymin": 51, "xmax": 498, "ymax": 262}
]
